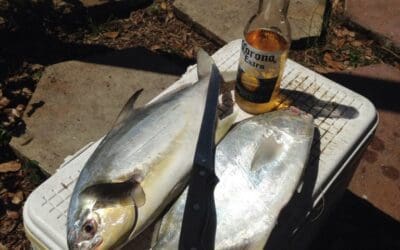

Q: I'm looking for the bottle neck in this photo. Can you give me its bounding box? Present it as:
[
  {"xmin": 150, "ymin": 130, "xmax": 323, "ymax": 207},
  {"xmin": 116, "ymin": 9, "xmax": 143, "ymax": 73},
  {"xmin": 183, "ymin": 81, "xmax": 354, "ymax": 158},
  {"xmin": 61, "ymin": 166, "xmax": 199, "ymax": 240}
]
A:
[{"xmin": 259, "ymin": 0, "xmax": 289, "ymax": 20}]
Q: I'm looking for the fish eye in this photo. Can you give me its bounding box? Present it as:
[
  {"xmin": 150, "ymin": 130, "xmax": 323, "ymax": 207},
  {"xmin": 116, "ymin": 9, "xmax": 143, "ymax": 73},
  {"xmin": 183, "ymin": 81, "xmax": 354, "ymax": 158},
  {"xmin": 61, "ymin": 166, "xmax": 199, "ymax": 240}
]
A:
[{"xmin": 82, "ymin": 219, "xmax": 97, "ymax": 237}]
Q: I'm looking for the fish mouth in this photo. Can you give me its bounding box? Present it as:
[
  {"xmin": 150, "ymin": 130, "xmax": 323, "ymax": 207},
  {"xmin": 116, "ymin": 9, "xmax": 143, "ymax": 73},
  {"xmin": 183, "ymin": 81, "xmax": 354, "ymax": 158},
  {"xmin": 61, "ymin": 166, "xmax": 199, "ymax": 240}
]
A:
[
  {"xmin": 91, "ymin": 237, "xmax": 103, "ymax": 250},
  {"xmin": 68, "ymin": 224, "xmax": 103, "ymax": 250},
  {"xmin": 69, "ymin": 236, "xmax": 103, "ymax": 250}
]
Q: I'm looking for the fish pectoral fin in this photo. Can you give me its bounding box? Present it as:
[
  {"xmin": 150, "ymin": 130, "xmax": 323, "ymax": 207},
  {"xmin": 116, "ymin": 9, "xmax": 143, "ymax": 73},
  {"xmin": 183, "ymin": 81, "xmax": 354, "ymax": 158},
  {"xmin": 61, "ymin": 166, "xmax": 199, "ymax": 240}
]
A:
[
  {"xmin": 251, "ymin": 136, "xmax": 282, "ymax": 171},
  {"xmin": 196, "ymin": 49, "xmax": 215, "ymax": 79},
  {"xmin": 112, "ymin": 88, "xmax": 144, "ymax": 127},
  {"xmin": 131, "ymin": 183, "xmax": 146, "ymax": 207}
]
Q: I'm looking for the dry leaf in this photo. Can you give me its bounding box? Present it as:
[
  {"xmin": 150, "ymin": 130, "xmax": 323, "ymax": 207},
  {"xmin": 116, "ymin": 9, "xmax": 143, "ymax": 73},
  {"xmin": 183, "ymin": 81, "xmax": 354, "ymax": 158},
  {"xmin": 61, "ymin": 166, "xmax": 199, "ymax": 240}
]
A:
[
  {"xmin": 351, "ymin": 40, "xmax": 363, "ymax": 47},
  {"xmin": 337, "ymin": 39, "xmax": 345, "ymax": 48},
  {"xmin": 184, "ymin": 48, "xmax": 194, "ymax": 58},
  {"xmin": 6, "ymin": 210, "xmax": 20, "ymax": 220},
  {"xmin": 122, "ymin": 23, "xmax": 132, "ymax": 30},
  {"xmin": 348, "ymin": 30, "xmax": 356, "ymax": 37},
  {"xmin": 0, "ymin": 218, "xmax": 17, "ymax": 234},
  {"xmin": 0, "ymin": 97, "xmax": 10, "ymax": 108},
  {"xmin": 0, "ymin": 242, "xmax": 7, "ymax": 250},
  {"xmin": 16, "ymin": 104, "xmax": 25, "ymax": 113},
  {"xmin": 103, "ymin": 31, "xmax": 119, "ymax": 39},
  {"xmin": 5, "ymin": 108, "xmax": 21, "ymax": 118},
  {"xmin": 333, "ymin": 27, "xmax": 355, "ymax": 38},
  {"xmin": 0, "ymin": 161, "xmax": 21, "ymax": 173},
  {"xmin": 22, "ymin": 87, "xmax": 32, "ymax": 97},
  {"xmin": 167, "ymin": 10, "xmax": 174, "ymax": 19},
  {"xmin": 11, "ymin": 191, "xmax": 24, "ymax": 205},
  {"xmin": 365, "ymin": 40, "xmax": 374, "ymax": 46},
  {"xmin": 29, "ymin": 64, "xmax": 44, "ymax": 72},
  {"xmin": 7, "ymin": 73, "xmax": 30, "ymax": 84},
  {"xmin": 160, "ymin": 1, "xmax": 167, "ymax": 10},
  {"xmin": 313, "ymin": 65, "xmax": 335, "ymax": 74},
  {"xmin": 323, "ymin": 53, "xmax": 345, "ymax": 71},
  {"xmin": 331, "ymin": 38, "xmax": 345, "ymax": 48},
  {"xmin": 345, "ymin": 36, "xmax": 355, "ymax": 43},
  {"xmin": 365, "ymin": 48, "xmax": 373, "ymax": 57},
  {"xmin": 150, "ymin": 45, "xmax": 161, "ymax": 51},
  {"xmin": 333, "ymin": 27, "xmax": 345, "ymax": 37}
]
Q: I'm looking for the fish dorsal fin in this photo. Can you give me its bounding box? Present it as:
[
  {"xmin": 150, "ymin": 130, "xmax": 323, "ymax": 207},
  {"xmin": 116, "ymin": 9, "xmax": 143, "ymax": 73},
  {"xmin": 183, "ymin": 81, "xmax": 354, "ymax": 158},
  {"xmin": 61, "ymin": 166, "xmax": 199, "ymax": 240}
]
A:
[
  {"xmin": 196, "ymin": 49, "xmax": 215, "ymax": 79},
  {"xmin": 112, "ymin": 89, "xmax": 143, "ymax": 128}
]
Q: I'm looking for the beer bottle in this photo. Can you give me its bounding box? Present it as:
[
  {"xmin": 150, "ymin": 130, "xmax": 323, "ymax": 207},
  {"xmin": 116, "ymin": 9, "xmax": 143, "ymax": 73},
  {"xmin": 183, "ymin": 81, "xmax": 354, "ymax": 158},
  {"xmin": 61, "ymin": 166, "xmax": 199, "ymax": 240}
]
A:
[{"xmin": 235, "ymin": 0, "xmax": 291, "ymax": 114}]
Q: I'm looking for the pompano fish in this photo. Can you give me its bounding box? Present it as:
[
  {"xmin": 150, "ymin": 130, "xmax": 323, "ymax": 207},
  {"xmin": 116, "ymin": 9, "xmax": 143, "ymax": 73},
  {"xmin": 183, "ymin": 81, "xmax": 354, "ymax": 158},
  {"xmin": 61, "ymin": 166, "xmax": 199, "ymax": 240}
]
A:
[
  {"xmin": 67, "ymin": 50, "xmax": 236, "ymax": 250},
  {"xmin": 152, "ymin": 108, "xmax": 314, "ymax": 250}
]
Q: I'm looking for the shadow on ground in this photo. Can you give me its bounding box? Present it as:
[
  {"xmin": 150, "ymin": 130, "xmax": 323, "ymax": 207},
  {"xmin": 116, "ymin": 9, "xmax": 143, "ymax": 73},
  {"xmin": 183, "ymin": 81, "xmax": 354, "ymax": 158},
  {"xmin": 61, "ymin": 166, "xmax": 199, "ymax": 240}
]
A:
[
  {"xmin": 0, "ymin": 0, "xmax": 153, "ymax": 82},
  {"xmin": 325, "ymin": 73, "xmax": 400, "ymax": 112},
  {"xmin": 80, "ymin": 46, "xmax": 194, "ymax": 75},
  {"xmin": 309, "ymin": 190, "xmax": 400, "ymax": 250}
]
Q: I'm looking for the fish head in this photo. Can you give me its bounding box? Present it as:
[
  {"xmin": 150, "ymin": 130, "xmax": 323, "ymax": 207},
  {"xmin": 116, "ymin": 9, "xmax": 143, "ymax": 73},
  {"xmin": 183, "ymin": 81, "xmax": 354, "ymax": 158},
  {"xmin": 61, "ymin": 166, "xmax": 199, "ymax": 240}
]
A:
[
  {"xmin": 68, "ymin": 183, "xmax": 137, "ymax": 250},
  {"xmin": 67, "ymin": 207, "xmax": 103, "ymax": 250}
]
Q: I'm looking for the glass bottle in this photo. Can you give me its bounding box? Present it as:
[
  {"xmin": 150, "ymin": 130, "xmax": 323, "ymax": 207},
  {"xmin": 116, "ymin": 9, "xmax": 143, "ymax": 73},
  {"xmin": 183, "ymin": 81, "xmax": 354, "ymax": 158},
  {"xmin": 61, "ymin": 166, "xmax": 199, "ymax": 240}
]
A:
[{"xmin": 235, "ymin": 0, "xmax": 291, "ymax": 114}]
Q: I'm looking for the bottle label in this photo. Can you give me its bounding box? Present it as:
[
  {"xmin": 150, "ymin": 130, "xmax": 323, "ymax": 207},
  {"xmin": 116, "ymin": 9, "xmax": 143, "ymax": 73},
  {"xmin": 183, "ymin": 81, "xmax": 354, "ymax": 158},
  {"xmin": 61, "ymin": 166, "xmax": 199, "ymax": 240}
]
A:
[
  {"xmin": 239, "ymin": 40, "xmax": 281, "ymax": 73},
  {"xmin": 236, "ymin": 40, "xmax": 283, "ymax": 103},
  {"xmin": 236, "ymin": 68, "xmax": 278, "ymax": 103}
]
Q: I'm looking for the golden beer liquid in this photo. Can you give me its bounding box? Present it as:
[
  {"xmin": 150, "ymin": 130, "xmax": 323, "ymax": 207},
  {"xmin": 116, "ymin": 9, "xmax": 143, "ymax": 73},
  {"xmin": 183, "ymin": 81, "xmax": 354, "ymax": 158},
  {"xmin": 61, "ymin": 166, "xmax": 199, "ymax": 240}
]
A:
[{"xmin": 235, "ymin": 29, "xmax": 289, "ymax": 114}]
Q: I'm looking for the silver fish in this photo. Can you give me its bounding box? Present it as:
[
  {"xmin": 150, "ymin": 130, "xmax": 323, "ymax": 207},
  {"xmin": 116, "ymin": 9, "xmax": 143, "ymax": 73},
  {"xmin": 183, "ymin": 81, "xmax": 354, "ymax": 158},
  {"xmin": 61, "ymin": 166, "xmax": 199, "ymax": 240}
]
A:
[
  {"xmin": 152, "ymin": 107, "xmax": 314, "ymax": 250},
  {"xmin": 67, "ymin": 50, "xmax": 236, "ymax": 250}
]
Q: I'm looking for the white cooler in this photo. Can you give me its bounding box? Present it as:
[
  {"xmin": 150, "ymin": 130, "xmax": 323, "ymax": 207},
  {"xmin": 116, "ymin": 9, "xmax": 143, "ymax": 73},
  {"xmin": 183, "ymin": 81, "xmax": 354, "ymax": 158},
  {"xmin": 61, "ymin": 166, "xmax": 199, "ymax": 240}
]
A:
[{"xmin": 23, "ymin": 40, "xmax": 378, "ymax": 250}]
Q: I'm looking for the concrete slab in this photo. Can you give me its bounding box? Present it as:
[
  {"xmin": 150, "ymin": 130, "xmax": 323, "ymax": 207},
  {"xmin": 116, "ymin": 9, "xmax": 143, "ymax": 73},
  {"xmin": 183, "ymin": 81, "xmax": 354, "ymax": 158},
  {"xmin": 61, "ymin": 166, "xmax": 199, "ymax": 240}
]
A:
[
  {"xmin": 289, "ymin": 0, "xmax": 327, "ymax": 41},
  {"xmin": 11, "ymin": 48, "xmax": 189, "ymax": 174},
  {"xmin": 326, "ymin": 64, "xmax": 400, "ymax": 220},
  {"xmin": 345, "ymin": 0, "xmax": 400, "ymax": 47},
  {"xmin": 173, "ymin": 0, "xmax": 327, "ymax": 43}
]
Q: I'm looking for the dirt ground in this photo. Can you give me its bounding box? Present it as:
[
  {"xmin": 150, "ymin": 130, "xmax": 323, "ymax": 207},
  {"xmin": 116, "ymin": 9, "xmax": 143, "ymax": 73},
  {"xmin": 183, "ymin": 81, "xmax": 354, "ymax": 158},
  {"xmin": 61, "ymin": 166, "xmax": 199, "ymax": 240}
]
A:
[{"xmin": 0, "ymin": 0, "xmax": 399, "ymax": 249}]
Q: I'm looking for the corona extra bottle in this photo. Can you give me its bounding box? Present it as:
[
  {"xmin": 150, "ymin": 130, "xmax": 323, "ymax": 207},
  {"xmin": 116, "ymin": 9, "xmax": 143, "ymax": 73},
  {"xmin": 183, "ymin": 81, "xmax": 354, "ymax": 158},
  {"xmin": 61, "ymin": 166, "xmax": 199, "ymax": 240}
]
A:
[{"xmin": 235, "ymin": 0, "xmax": 291, "ymax": 114}]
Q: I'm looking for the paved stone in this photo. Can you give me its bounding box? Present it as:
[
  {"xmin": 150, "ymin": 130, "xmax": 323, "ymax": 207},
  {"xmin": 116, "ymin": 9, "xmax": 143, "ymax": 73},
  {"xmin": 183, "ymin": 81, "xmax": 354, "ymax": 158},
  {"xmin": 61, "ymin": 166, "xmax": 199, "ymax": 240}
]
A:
[
  {"xmin": 174, "ymin": 0, "xmax": 327, "ymax": 43},
  {"xmin": 11, "ymin": 48, "xmax": 189, "ymax": 174},
  {"xmin": 349, "ymin": 109, "xmax": 400, "ymax": 221},
  {"xmin": 345, "ymin": 0, "xmax": 400, "ymax": 47},
  {"xmin": 326, "ymin": 64, "xmax": 400, "ymax": 220}
]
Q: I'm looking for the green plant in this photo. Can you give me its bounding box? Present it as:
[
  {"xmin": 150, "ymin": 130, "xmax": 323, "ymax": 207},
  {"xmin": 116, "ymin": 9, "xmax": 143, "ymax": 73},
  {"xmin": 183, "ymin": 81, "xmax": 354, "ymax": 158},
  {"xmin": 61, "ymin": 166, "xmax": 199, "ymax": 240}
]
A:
[
  {"xmin": 32, "ymin": 70, "xmax": 43, "ymax": 81},
  {"xmin": 87, "ymin": 17, "xmax": 102, "ymax": 35},
  {"xmin": 0, "ymin": 127, "xmax": 11, "ymax": 147},
  {"xmin": 349, "ymin": 47, "xmax": 362, "ymax": 66},
  {"xmin": 87, "ymin": 15, "xmax": 116, "ymax": 35}
]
